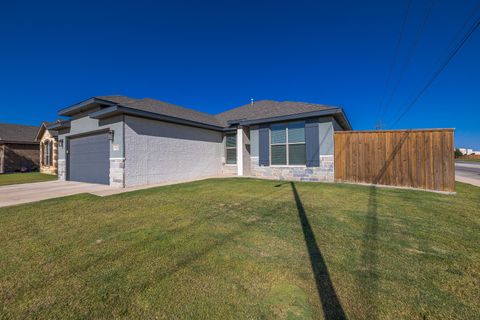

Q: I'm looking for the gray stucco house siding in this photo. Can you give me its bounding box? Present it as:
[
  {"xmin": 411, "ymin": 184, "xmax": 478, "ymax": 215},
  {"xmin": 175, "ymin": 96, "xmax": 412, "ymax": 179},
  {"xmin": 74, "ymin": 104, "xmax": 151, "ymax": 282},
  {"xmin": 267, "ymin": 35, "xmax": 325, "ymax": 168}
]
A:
[{"xmin": 123, "ymin": 116, "xmax": 223, "ymax": 187}]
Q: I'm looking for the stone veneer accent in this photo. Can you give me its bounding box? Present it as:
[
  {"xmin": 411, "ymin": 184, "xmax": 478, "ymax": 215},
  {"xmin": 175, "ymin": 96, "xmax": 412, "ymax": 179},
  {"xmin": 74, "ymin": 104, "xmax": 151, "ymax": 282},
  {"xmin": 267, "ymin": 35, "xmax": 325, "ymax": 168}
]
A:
[
  {"xmin": 220, "ymin": 153, "xmax": 238, "ymax": 176},
  {"xmin": 222, "ymin": 164, "xmax": 238, "ymax": 176},
  {"xmin": 57, "ymin": 158, "xmax": 125, "ymax": 187},
  {"xmin": 249, "ymin": 155, "xmax": 334, "ymax": 182},
  {"xmin": 58, "ymin": 159, "xmax": 66, "ymax": 181},
  {"xmin": 110, "ymin": 158, "xmax": 125, "ymax": 187},
  {"xmin": 39, "ymin": 128, "xmax": 58, "ymax": 175}
]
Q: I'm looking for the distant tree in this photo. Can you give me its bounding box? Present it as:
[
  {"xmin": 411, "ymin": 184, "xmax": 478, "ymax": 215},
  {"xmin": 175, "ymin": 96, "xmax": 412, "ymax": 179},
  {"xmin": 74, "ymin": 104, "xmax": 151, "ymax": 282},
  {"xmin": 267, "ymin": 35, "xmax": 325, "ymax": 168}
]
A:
[{"xmin": 454, "ymin": 148, "xmax": 463, "ymax": 158}]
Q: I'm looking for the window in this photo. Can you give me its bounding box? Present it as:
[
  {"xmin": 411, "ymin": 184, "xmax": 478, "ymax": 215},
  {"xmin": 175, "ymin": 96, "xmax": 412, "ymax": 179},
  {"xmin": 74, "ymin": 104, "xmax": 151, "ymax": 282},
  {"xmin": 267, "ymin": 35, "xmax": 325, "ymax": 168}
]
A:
[
  {"xmin": 42, "ymin": 142, "xmax": 47, "ymax": 166},
  {"xmin": 42, "ymin": 141, "xmax": 53, "ymax": 166},
  {"xmin": 225, "ymin": 132, "xmax": 237, "ymax": 164},
  {"xmin": 270, "ymin": 122, "xmax": 305, "ymax": 165},
  {"xmin": 48, "ymin": 141, "xmax": 53, "ymax": 166}
]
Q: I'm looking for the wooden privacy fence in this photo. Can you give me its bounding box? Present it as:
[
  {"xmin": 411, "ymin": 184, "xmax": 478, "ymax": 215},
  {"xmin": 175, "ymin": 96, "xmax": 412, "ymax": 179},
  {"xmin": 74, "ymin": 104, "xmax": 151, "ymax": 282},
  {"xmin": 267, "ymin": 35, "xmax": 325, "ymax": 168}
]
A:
[{"xmin": 334, "ymin": 129, "xmax": 455, "ymax": 192}]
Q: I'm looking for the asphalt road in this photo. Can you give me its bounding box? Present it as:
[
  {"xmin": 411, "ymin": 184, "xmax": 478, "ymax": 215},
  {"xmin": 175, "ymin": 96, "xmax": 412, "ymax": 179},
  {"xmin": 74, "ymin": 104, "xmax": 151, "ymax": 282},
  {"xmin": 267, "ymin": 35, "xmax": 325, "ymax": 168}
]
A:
[{"xmin": 455, "ymin": 161, "xmax": 480, "ymax": 187}]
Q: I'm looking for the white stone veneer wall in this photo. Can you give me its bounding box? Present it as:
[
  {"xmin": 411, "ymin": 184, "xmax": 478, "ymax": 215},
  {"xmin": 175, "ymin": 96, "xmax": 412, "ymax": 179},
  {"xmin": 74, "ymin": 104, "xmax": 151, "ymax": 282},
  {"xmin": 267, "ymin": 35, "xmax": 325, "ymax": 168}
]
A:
[
  {"xmin": 58, "ymin": 159, "xmax": 66, "ymax": 181},
  {"xmin": 110, "ymin": 158, "xmax": 125, "ymax": 187},
  {"xmin": 249, "ymin": 155, "xmax": 334, "ymax": 182}
]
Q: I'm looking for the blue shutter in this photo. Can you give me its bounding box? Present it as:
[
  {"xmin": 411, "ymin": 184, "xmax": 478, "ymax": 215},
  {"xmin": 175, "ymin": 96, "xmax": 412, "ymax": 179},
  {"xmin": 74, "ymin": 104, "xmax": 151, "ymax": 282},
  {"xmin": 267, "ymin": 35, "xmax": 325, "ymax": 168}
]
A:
[
  {"xmin": 259, "ymin": 125, "xmax": 270, "ymax": 166},
  {"xmin": 305, "ymin": 119, "xmax": 320, "ymax": 167}
]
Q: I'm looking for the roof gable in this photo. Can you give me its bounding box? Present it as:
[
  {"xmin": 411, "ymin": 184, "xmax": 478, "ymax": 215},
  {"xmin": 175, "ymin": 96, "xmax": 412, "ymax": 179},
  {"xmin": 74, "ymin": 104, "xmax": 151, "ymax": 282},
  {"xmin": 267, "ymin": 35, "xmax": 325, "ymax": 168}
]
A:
[
  {"xmin": 35, "ymin": 121, "xmax": 59, "ymax": 141},
  {"xmin": 214, "ymin": 100, "xmax": 338, "ymax": 125}
]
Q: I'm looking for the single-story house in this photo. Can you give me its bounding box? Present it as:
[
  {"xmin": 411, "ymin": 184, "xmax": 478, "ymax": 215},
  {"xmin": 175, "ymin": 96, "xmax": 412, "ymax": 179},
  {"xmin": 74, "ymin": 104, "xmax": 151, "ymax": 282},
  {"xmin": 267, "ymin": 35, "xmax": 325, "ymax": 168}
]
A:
[
  {"xmin": 51, "ymin": 96, "xmax": 351, "ymax": 187},
  {"xmin": 35, "ymin": 121, "xmax": 59, "ymax": 175},
  {"xmin": 0, "ymin": 123, "xmax": 40, "ymax": 173}
]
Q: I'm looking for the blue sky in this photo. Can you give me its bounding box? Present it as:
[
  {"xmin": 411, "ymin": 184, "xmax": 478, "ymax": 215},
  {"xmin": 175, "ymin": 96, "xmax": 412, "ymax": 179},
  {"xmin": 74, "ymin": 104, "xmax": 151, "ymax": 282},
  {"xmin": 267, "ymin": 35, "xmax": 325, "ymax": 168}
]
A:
[{"xmin": 1, "ymin": 0, "xmax": 479, "ymax": 149}]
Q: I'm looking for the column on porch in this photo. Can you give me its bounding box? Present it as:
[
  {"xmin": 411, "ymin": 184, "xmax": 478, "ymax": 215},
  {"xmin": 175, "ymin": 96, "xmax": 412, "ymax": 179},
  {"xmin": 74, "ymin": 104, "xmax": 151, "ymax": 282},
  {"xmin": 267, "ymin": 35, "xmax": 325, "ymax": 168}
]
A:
[{"xmin": 236, "ymin": 125, "xmax": 251, "ymax": 176}]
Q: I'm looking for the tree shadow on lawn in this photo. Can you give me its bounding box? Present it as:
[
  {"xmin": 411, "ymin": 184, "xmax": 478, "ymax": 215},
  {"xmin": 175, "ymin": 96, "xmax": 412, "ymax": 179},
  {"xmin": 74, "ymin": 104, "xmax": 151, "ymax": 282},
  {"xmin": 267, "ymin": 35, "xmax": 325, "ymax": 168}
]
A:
[{"xmin": 290, "ymin": 182, "xmax": 347, "ymax": 320}]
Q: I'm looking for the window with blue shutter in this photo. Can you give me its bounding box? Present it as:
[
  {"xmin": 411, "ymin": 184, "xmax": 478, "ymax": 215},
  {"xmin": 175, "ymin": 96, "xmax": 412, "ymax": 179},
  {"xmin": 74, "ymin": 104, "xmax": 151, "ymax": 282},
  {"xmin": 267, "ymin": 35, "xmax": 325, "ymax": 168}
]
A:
[
  {"xmin": 271, "ymin": 124, "xmax": 287, "ymax": 165},
  {"xmin": 269, "ymin": 121, "xmax": 306, "ymax": 166},
  {"xmin": 287, "ymin": 122, "xmax": 306, "ymax": 165}
]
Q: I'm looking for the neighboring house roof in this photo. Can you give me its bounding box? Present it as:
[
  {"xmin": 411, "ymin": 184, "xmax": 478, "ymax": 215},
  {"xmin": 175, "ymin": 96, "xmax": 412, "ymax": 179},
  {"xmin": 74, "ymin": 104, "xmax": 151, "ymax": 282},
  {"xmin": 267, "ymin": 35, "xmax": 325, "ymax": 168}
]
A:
[
  {"xmin": 58, "ymin": 95, "xmax": 352, "ymax": 131},
  {"xmin": 0, "ymin": 123, "xmax": 39, "ymax": 143},
  {"xmin": 35, "ymin": 121, "xmax": 59, "ymax": 141}
]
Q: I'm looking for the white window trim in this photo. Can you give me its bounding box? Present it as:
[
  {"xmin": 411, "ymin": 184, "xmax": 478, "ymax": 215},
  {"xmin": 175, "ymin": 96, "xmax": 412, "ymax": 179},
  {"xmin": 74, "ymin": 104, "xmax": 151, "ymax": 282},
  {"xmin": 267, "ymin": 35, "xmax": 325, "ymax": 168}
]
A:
[
  {"xmin": 269, "ymin": 122, "xmax": 306, "ymax": 166},
  {"xmin": 225, "ymin": 132, "xmax": 237, "ymax": 165}
]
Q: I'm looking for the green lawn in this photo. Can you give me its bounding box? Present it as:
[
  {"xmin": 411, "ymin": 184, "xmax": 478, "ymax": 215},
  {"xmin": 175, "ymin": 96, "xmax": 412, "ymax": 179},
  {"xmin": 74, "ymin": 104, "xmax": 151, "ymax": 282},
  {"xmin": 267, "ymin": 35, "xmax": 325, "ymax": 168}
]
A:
[
  {"xmin": 0, "ymin": 179, "xmax": 478, "ymax": 319},
  {"xmin": 0, "ymin": 172, "xmax": 57, "ymax": 186}
]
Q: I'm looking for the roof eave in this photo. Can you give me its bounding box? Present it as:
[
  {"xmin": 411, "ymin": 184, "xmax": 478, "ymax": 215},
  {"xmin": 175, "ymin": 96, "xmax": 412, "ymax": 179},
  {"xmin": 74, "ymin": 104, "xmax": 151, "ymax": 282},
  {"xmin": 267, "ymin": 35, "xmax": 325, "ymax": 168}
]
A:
[
  {"xmin": 89, "ymin": 106, "xmax": 226, "ymax": 131},
  {"xmin": 47, "ymin": 121, "xmax": 71, "ymax": 131},
  {"xmin": 35, "ymin": 123, "xmax": 46, "ymax": 141},
  {"xmin": 229, "ymin": 108, "xmax": 350, "ymax": 127},
  {"xmin": 58, "ymin": 97, "xmax": 119, "ymax": 117},
  {"xmin": 334, "ymin": 108, "xmax": 353, "ymax": 131}
]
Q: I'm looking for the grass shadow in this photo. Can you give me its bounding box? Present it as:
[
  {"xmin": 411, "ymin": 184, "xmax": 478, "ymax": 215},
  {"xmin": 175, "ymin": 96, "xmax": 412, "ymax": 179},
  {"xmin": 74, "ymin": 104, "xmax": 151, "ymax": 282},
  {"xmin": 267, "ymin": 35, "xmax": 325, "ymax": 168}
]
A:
[
  {"xmin": 290, "ymin": 182, "xmax": 347, "ymax": 320},
  {"xmin": 358, "ymin": 186, "xmax": 379, "ymax": 318},
  {"xmin": 354, "ymin": 132, "xmax": 410, "ymax": 318}
]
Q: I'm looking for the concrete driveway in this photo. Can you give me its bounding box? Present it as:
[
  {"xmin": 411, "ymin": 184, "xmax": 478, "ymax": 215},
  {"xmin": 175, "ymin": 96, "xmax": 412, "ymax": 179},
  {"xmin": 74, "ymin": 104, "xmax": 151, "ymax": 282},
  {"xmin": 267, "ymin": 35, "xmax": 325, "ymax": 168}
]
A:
[
  {"xmin": 0, "ymin": 180, "xmax": 112, "ymax": 208},
  {"xmin": 0, "ymin": 176, "xmax": 219, "ymax": 208},
  {"xmin": 455, "ymin": 161, "xmax": 480, "ymax": 187}
]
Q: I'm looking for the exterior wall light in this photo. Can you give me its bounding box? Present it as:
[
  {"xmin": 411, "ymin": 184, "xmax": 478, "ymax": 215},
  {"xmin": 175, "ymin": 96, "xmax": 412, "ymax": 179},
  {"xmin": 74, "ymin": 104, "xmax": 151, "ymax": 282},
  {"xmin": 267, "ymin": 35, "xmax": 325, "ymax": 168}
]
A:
[
  {"xmin": 58, "ymin": 139, "xmax": 64, "ymax": 148},
  {"xmin": 108, "ymin": 130, "xmax": 114, "ymax": 142}
]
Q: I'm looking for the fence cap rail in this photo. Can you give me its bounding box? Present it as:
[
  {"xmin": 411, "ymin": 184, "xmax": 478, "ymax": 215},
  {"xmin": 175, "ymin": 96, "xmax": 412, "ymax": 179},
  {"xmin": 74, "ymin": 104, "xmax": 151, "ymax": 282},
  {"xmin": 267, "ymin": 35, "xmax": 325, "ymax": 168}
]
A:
[{"xmin": 335, "ymin": 128, "xmax": 454, "ymax": 134}]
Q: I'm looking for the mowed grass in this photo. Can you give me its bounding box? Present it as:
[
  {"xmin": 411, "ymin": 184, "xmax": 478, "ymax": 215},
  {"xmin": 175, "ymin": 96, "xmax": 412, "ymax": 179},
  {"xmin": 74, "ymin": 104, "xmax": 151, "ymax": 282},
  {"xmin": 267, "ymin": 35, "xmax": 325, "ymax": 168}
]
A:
[
  {"xmin": 0, "ymin": 178, "xmax": 479, "ymax": 319},
  {"xmin": 0, "ymin": 172, "xmax": 57, "ymax": 186}
]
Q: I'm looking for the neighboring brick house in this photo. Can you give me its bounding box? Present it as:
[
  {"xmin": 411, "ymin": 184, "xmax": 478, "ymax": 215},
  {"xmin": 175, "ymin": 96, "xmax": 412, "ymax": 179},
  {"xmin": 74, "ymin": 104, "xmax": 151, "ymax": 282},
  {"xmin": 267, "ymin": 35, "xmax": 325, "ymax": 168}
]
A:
[
  {"xmin": 0, "ymin": 123, "xmax": 40, "ymax": 173},
  {"xmin": 35, "ymin": 122, "xmax": 59, "ymax": 175},
  {"xmin": 51, "ymin": 96, "xmax": 351, "ymax": 187}
]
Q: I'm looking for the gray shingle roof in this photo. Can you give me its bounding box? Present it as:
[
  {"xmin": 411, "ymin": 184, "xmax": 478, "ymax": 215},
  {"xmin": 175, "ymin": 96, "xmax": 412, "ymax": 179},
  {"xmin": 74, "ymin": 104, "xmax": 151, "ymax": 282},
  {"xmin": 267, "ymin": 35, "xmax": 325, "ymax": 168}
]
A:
[
  {"xmin": 94, "ymin": 96, "xmax": 341, "ymax": 128},
  {"xmin": 96, "ymin": 96, "xmax": 224, "ymax": 127},
  {"xmin": 96, "ymin": 95, "xmax": 140, "ymax": 106},
  {"xmin": 215, "ymin": 100, "xmax": 338, "ymax": 126},
  {"xmin": 0, "ymin": 123, "xmax": 39, "ymax": 143}
]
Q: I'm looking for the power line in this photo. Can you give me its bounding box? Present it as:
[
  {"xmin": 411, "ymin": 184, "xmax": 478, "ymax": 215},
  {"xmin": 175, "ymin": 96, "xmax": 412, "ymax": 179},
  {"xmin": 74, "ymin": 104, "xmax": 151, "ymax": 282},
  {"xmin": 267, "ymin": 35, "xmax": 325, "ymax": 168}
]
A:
[
  {"xmin": 391, "ymin": 14, "xmax": 480, "ymax": 127},
  {"xmin": 380, "ymin": 0, "xmax": 437, "ymax": 122},
  {"xmin": 429, "ymin": 1, "xmax": 480, "ymax": 77},
  {"xmin": 377, "ymin": 0, "xmax": 413, "ymax": 126}
]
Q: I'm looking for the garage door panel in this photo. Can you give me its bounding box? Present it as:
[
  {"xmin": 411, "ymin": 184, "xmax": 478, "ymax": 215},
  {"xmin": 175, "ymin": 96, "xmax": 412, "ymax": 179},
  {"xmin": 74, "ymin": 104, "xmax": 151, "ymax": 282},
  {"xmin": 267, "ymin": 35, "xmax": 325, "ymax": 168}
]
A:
[{"xmin": 69, "ymin": 133, "xmax": 110, "ymax": 185}]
